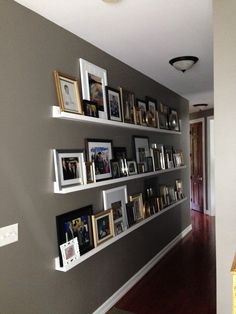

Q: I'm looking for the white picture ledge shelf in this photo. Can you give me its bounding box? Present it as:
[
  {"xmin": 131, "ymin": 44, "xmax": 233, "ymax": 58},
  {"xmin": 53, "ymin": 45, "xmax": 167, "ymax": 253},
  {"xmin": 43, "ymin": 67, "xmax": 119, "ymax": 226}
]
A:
[
  {"xmin": 54, "ymin": 166, "xmax": 186, "ymax": 194},
  {"xmin": 52, "ymin": 106, "xmax": 181, "ymax": 134},
  {"xmin": 55, "ymin": 197, "xmax": 188, "ymax": 272}
]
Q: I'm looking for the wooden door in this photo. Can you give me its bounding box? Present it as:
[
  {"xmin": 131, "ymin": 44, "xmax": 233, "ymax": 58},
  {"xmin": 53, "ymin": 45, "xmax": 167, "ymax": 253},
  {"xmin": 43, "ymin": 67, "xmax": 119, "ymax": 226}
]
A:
[{"xmin": 190, "ymin": 122, "xmax": 204, "ymax": 212}]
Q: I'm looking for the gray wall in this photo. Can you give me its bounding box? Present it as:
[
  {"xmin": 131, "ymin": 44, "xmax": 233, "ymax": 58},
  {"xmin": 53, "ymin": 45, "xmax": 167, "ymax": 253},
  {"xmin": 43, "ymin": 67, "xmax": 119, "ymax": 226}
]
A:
[
  {"xmin": 214, "ymin": 0, "xmax": 236, "ymax": 312},
  {"xmin": 0, "ymin": 1, "xmax": 190, "ymax": 313}
]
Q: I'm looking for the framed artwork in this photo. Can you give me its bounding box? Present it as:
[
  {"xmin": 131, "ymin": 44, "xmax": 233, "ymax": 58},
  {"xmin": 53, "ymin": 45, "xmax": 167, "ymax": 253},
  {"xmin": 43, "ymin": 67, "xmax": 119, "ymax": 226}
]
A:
[
  {"xmin": 84, "ymin": 162, "xmax": 96, "ymax": 184},
  {"xmin": 129, "ymin": 193, "xmax": 144, "ymax": 223},
  {"xmin": 137, "ymin": 99, "xmax": 147, "ymax": 125},
  {"xmin": 53, "ymin": 149, "xmax": 86, "ymax": 189},
  {"xmin": 92, "ymin": 210, "xmax": 114, "ymax": 247},
  {"xmin": 56, "ymin": 205, "xmax": 94, "ymax": 266},
  {"xmin": 169, "ymin": 109, "xmax": 180, "ymax": 131},
  {"xmin": 79, "ymin": 58, "xmax": 108, "ymax": 119},
  {"xmin": 60, "ymin": 237, "xmax": 80, "ymax": 267},
  {"xmin": 103, "ymin": 185, "xmax": 128, "ymax": 233},
  {"xmin": 120, "ymin": 88, "xmax": 136, "ymax": 124},
  {"xmin": 133, "ymin": 136, "xmax": 150, "ymax": 172},
  {"xmin": 53, "ymin": 71, "xmax": 83, "ymax": 114},
  {"xmin": 86, "ymin": 138, "xmax": 113, "ymax": 181},
  {"xmin": 83, "ymin": 100, "xmax": 99, "ymax": 118},
  {"xmin": 127, "ymin": 161, "xmax": 138, "ymax": 175},
  {"xmin": 105, "ymin": 86, "xmax": 123, "ymax": 122}
]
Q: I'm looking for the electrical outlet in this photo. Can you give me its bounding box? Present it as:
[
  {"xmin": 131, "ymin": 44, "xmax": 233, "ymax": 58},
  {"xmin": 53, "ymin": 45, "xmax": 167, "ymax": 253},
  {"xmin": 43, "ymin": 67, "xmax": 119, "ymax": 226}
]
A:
[{"xmin": 0, "ymin": 223, "xmax": 18, "ymax": 247}]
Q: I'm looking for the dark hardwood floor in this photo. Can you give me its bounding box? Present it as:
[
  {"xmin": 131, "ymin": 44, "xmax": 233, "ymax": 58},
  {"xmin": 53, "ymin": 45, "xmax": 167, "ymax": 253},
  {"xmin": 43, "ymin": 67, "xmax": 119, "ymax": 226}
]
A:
[{"xmin": 115, "ymin": 210, "xmax": 216, "ymax": 314}]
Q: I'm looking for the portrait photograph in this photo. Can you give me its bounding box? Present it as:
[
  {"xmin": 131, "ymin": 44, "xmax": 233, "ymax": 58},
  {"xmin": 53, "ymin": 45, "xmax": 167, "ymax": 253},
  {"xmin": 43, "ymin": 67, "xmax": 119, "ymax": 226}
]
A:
[
  {"xmin": 114, "ymin": 221, "xmax": 124, "ymax": 235},
  {"xmin": 127, "ymin": 161, "xmax": 138, "ymax": 175},
  {"xmin": 92, "ymin": 210, "xmax": 114, "ymax": 247},
  {"xmin": 83, "ymin": 100, "xmax": 99, "ymax": 118},
  {"xmin": 133, "ymin": 136, "xmax": 151, "ymax": 172},
  {"xmin": 146, "ymin": 97, "xmax": 157, "ymax": 120},
  {"xmin": 111, "ymin": 160, "xmax": 121, "ymax": 178},
  {"xmin": 169, "ymin": 109, "xmax": 180, "ymax": 131},
  {"xmin": 106, "ymin": 86, "xmax": 123, "ymax": 122},
  {"xmin": 120, "ymin": 87, "xmax": 136, "ymax": 124},
  {"xmin": 60, "ymin": 237, "xmax": 80, "ymax": 267},
  {"xmin": 129, "ymin": 193, "xmax": 144, "ymax": 223},
  {"xmin": 84, "ymin": 161, "xmax": 96, "ymax": 184},
  {"xmin": 79, "ymin": 58, "xmax": 108, "ymax": 119},
  {"xmin": 56, "ymin": 205, "xmax": 94, "ymax": 267},
  {"xmin": 53, "ymin": 71, "xmax": 83, "ymax": 114},
  {"xmin": 86, "ymin": 139, "xmax": 113, "ymax": 181},
  {"xmin": 53, "ymin": 149, "xmax": 86, "ymax": 189},
  {"xmin": 137, "ymin": 99, "xmax": 147, "ymax": 125}
]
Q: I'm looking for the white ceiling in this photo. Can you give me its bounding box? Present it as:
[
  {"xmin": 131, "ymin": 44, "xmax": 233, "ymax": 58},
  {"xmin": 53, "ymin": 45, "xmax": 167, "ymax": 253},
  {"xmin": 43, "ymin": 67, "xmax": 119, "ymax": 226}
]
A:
[{"xmin": 15, "ymin": 0, "xmax": 213, "ymax": 113}]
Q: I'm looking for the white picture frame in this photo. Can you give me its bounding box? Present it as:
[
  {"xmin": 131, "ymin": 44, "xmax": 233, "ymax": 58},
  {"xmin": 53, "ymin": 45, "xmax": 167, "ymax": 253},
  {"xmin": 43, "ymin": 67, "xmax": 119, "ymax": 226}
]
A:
[
  {"xmin": 127, "ymin": 161, "xmax": 138, "ymax": 175},
  {"xmin": 79, "ymin": 58, "xmax": 108, "ymax": 119},
  {"xmin": 102, "ymin": 185, "xmax": 128, "ymax": 234},
  {"xmin": 60, "ymin": 237, "xmax": 80, "ymax": 267}
]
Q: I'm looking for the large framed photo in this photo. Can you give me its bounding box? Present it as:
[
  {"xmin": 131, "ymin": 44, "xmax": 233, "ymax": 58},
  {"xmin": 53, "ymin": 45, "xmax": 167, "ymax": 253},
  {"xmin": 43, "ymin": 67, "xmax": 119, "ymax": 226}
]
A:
[
  {"xmin": 120, "ymin": 88, "xmax": 136, "ymax": 124},
  {"xmin": 53, "ymin": 71, "xmax": 83, "ymax": 114},
  {"xmin": 92, "ymin": 210, "xmax": 114, "ymax": 247},
  {"xmin": 133, "ymin": 136, "xmax": 150, "ymax": 172},
  {"xmin": 105, "ymin": 86, "xmax": 123, "ymax": 122},
  {"xmin": 86, "ymin": 139, "xmax": 113, "ymax": 181},
  {"xmin": 79, "ymin": 58, "xmax": 108, "ymax": 119},
  {"xmin": 56, "ymin": 205, "xmax": 94, "ymax": 267},
  {"xmin": 60, "ymin": 237, "xmax": 80, "ymax": 267},
  {"xmin": 103, "ymin": 185, "xmax": 128, "ymax": 234},
  {"xmin": 53, "ymin": 149, "xmax": 86, "ymax": 189}
]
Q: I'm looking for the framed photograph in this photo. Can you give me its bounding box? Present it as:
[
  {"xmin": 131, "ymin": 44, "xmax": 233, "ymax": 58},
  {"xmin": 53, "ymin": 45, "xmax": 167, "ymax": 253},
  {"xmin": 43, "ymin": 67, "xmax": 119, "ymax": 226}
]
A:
[
  {"xmin": 103, "ymin": 185, "xmax": 128, "ymax": 233},
  {"xmin": 137, "ymin": 162, "xmax": 145, "ymax": 174},
  {"xmin": 60, "ymin": 237, "xmax": 80, "ymax": 267},
  {"xmin": 146, "ymin": 97, "xmax": 157, "ymax": 127},
  {"xmin": 92, "ymin": 210, "xmax": 114, "ymax": 247},
  {"xmin": 114, "ymin": 221, "xmax": 124, "ymax": 235},
  {"xmin": 159, "ymin": 112, "xmax": 169, "ymax": 129},
  {"xmin": 84, "ymin": 162, "xmax": 96, "ymax": 184},
  {"xmin": 56, "ymin": 205, "xmax": 94, "ymax": 266},
  {"xmin": 129, "ymin": 193, "xmax": 144, "ymax": 223},
  {"xmin": 169, "ymin": 109, "xmax": 180, "ymax": 131},
  {"xmin": 105, "ymin": 86, "xmax": 123, "ymax": 122},
  {"xmin": 137, "ymin": 99, "xmax": 147, "ymax": 125},
  {"xmin": 133, "ymin": 136, "xmax": 150, "ymax": 172},
  {"xmin": 126, "ymin": 201, "xmax": 136, "ymax": 227},
  {"xmin": 79, "ymin": 58, "xmax": 108, "ymax": 119},
  {"xmin": 145, "ymin": 111, "xmax": 156, "ymax": 128},
  {"xmin": 146, "ymin": 156, "xmax": 154, "ymax": 172},
  {"xmin": 111, "ymin": 160, "xmax": 121, "ymax": 178},
  {"xmin": 86, "ymin": 139, "xmax": 113, "ymax": 181},
  {"xmin": 113, "ymin": 147, "xmax": 127, "ymax": 160},
  {"xmin": 53, "ymin": 71, "xmax": 83, "ymax": 114},
  {"xmin": 83, "ymin": 100, "xmax": 99, "ymax": 118},
  {"xmin": 120, "ymin": 88, "xmax": 136, "ymax": 124},
  {"xmin": 53, "ymin": 149, "xmax": 86, "ymax": 189},
  {"xmin": 127, "ymin": 161, "xmax": 138, "ymax": 175}
]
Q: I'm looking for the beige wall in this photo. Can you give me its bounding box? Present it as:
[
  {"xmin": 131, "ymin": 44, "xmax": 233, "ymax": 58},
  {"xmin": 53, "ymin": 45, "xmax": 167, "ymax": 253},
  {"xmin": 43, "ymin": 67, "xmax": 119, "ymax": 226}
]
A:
[{"xmin": 214, "ymin": 0, "xmax": 236, "ymax": 312}]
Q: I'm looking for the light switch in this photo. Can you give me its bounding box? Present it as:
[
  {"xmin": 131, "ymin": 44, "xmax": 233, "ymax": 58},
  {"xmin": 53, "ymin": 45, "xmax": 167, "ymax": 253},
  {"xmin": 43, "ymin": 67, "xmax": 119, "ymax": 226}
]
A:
[{"xmin": 0, "ymin": 223, "xmax": 18, "ymax": 247}]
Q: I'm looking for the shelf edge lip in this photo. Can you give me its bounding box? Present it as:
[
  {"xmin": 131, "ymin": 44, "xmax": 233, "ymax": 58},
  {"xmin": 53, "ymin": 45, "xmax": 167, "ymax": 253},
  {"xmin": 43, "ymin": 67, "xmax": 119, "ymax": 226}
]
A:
[
  {"xmin": 54, "ymin": 197, "xmax": 188, "ymax": 272},
  {"xmin": 53, "ymin": 166, "xmax": 187, "ymax": 194},
  {"xmin": 52, "ymin": 106, "xmax": 181, "ymax": 135}
]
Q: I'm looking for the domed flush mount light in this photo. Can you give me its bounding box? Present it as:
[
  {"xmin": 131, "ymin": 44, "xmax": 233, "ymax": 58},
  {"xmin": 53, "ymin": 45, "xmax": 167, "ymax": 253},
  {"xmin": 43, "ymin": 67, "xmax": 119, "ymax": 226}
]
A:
[
  {"xmin": 169, "ymin": 56, "xmax": 199, "ymax": 73},
  {"xmin": 102, "ymin": 0, "xmax": 121, "ymax": 3}
]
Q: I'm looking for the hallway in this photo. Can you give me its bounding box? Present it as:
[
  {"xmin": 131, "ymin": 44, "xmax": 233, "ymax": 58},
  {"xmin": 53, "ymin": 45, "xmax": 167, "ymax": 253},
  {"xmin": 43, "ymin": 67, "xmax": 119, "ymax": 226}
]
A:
[{"xmin": 114, "ymin": 211, "xmax": 216, "ymax": 314}]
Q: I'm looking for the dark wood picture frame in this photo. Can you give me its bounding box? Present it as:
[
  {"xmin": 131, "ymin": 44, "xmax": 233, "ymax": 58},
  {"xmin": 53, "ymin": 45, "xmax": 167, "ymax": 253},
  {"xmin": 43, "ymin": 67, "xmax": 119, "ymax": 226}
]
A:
[{"xmin": 105, "ymin": 86, "xmax": 123, "ymax": 122}]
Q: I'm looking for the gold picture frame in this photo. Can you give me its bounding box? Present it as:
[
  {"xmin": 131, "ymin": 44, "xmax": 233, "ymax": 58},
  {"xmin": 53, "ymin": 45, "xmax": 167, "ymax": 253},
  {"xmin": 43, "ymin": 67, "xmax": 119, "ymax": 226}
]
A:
[
  {"xmin": 53, "ymin": 71, "xmax": 83, "ymax": 114},
  {"xmin": 92, "ymin": 210, "xmax": 115, "ymax": 247},
  {"xmin": 129, "ymin": 193, "xmax": 145, "ymax": 222}
]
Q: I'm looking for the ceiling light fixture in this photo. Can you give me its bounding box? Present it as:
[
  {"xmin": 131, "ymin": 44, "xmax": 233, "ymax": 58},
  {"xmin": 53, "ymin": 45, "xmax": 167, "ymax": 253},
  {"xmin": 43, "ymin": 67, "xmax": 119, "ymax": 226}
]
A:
[
  {"xmin": 102, "ymin": 0, "xmax": 121, "ymax": 3},
  {"xmin": 169, "ymin": 56, "xmax": 199, "ymax": 73},
  {"xmin": 193, "ymin": 103, "xmax": 208, "ymax": 108}
]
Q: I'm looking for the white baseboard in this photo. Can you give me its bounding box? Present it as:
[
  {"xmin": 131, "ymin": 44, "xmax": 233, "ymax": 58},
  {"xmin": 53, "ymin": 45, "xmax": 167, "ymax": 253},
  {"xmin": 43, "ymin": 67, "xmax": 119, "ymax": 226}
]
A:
[{"xmin": 93, "ymin": 224, "xmax": 192, "ymax": 314}]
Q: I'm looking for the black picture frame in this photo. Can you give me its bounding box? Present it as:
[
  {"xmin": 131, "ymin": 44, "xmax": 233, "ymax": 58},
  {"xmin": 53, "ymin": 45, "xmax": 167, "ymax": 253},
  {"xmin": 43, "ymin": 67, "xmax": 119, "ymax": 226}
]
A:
[
  {"xmin": 83, "ymin": 100, "xmax": 99, "ymax": 118},
  {"xmin": 56, "ymin": 205, "xmax": 94, "ymax": 267},
  {"xmin": 169, "ymin": 109, "xmax": 180, "ymax": 131},
  {"xmin": 105, "ymin": 86, "xmax": 123, "ymax": 122},
  {"xmin": 159, "ymin": 112, "xmax": 169, "ymax": 129},
  {"xmin": 112, "ymin": 147, "xmax": 127, "ymax": 160},
  {"xmin": 120, "ymin": 87, "xmax": 136, "ymax": 124}
]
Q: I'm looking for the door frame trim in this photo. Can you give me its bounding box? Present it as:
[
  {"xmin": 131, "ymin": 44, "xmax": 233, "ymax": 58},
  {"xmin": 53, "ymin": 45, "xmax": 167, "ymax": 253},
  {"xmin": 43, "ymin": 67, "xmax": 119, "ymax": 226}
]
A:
[
  {"xmin": 190, "ymin": 118, "xmax": 206, "ymax": 213},
  {"xmin": 207, "ymin": 116, "xmax": 215, "ymax": 216}
]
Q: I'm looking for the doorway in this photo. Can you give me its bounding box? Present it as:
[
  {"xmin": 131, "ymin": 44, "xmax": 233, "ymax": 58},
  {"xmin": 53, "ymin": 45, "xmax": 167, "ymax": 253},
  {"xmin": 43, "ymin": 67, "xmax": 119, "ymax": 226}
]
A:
[{"xmin": 190, "ymin": 118, "xmax": 206, "ymax": 213}]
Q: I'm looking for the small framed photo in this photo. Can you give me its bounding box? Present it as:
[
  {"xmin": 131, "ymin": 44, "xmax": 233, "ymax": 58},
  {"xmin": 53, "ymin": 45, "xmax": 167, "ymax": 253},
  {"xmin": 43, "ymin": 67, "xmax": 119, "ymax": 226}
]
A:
[
  {"xmin": 169, "ymin": 109, "xmax": 180, "ymax": 131},
  {"xmin": 113, "ymin": 147, "xmax": 127, "ymax": 160},
  {"xmin": 120, "ymin": 88, "xmax": 136, "ymax": 124},
  {"xmin": 111, "ymin": 160, "xmax": 121, "ymax": 178},
  {"xmin": 129, "ymin": 193, "xmax": 144, "ymax": 223},
  {"xmin": 114, "ymin": 221, "xmax": 124, "ymax": 235},
  {"xmin": 127, "ymin": 161, "xmax": 138, "ymax": 175},
  {"xmin": 79, "ymin": 58, "xmax": 108, "ymax": 119},
  {"xmin": 53, "ymin": 71, "xmax": 83, "ymax": 114},
  {"xmin": 146, "ymin": 156, "xmax": 154, "ymax": 172},
  {"xmin": 146, "ymin": 97, "xmax": 157, "ymax": 127},
  {"xmin": 83, "ymin": 100, "xmax": 99, "ymax": 118},
  {"xmin": 136, "ymin": 99, "xmax": 147, "ymax": 125},
  {"xmin": 60, "ymin": 237, "xmax": 80, "ymax": 267},
  {"xmin": 105, "ymin": 86, "xmax": 123, "ymax": 122},
  {"xmin": 92, "ymin": 210, "xmax": 115, "ymax": 247},
  {"xmin": 159, "ymin": 112, "xmax": 169, "ymax": 129},
  {"xmin": 145, "ymin": 111, "xmax": 156, "ymax": 128},
  {"xmin": 137, "ymin": 162, "xmax": 145, "ymax": 174},
  {"xmin": 53, "ymin": 149, "xmax": 86, "ymax": 189},
  {"xmin": 56, "ymin": 205, "xmax": 94, "ymax": 267},
  {"xmin": 103, "ymin": 185, "xmax": 128, "ymax": 233},
  {"xmin": 126, "ymin": 201, "xmax": 136, "ymax": 227},
  {"xmin": 86, "ymin": 138, "xmax": 113, "ymax": 181},
  {"xmin": 133, "ymin": 136, "xmax": 150, "ymax": 172},
  {"xmin": 84, "ymin": 162, "xmax": 96, "ymax": 184}
]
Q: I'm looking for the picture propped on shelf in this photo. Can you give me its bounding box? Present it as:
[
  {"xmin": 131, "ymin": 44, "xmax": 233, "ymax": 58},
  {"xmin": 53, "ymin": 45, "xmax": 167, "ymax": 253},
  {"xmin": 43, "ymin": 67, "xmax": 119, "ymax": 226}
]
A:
[
  {"xmin": 129, "ymin": 193, "xmax": 144, "ymax": 223},
  {"xmin": 169, "ymin": 109, "xmax": 180, "ymax": 131},
  {"xmin": 136, "ymin": 99, "xmax": 147, "ymax": 126},
  {"xmin": 92, "ymin": 210, "xmax": 115, "ymax": 247},
  {"xmin": 56, "ymin": 205, "xmax": 94, "ymax": 267},
  {"xmin": 53, "ymin": 149, "xmax": 86, "ymax": 189},
  {"xmin": 84, "ymin": 162, "xmax": 96, "ymax": 184},
  {"xmin": 105, "ymin": 86, "xmax": 123, "ymax": 122},
  {"xmin": 86, "ymin": 139, "xmax": 113, "ymax": 181},
  {"xmin": 53, "ymin": 71, "xmax": 83, "ymax": 114},
  {"xmin": 120, "ymin": 88, "xmax": 136, "ymax": 124},
  {"xmin": 60, "ymin": 237, "xmax": 80, "ymax": 267},
  {"xmin": 103, "ymin": 185, "xmax": 128, "ymax": 234},
  {"xmin": 133, "ymin": 136, "xmax": 151, "ymax": 172},
  {"xmin": 83, "ymin": 100, "xmax": 99, "ymax": 118},
  {"xmin": 127, "ymin": 161, "xmax": 138, "ymax": 175},
  {"xmin": 146, "ymin": 97, "xmax": 157, "ymax": 127},
  {"xmin": 79, "ymin": 58, "xmax": 108, "ymax": 119}
]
